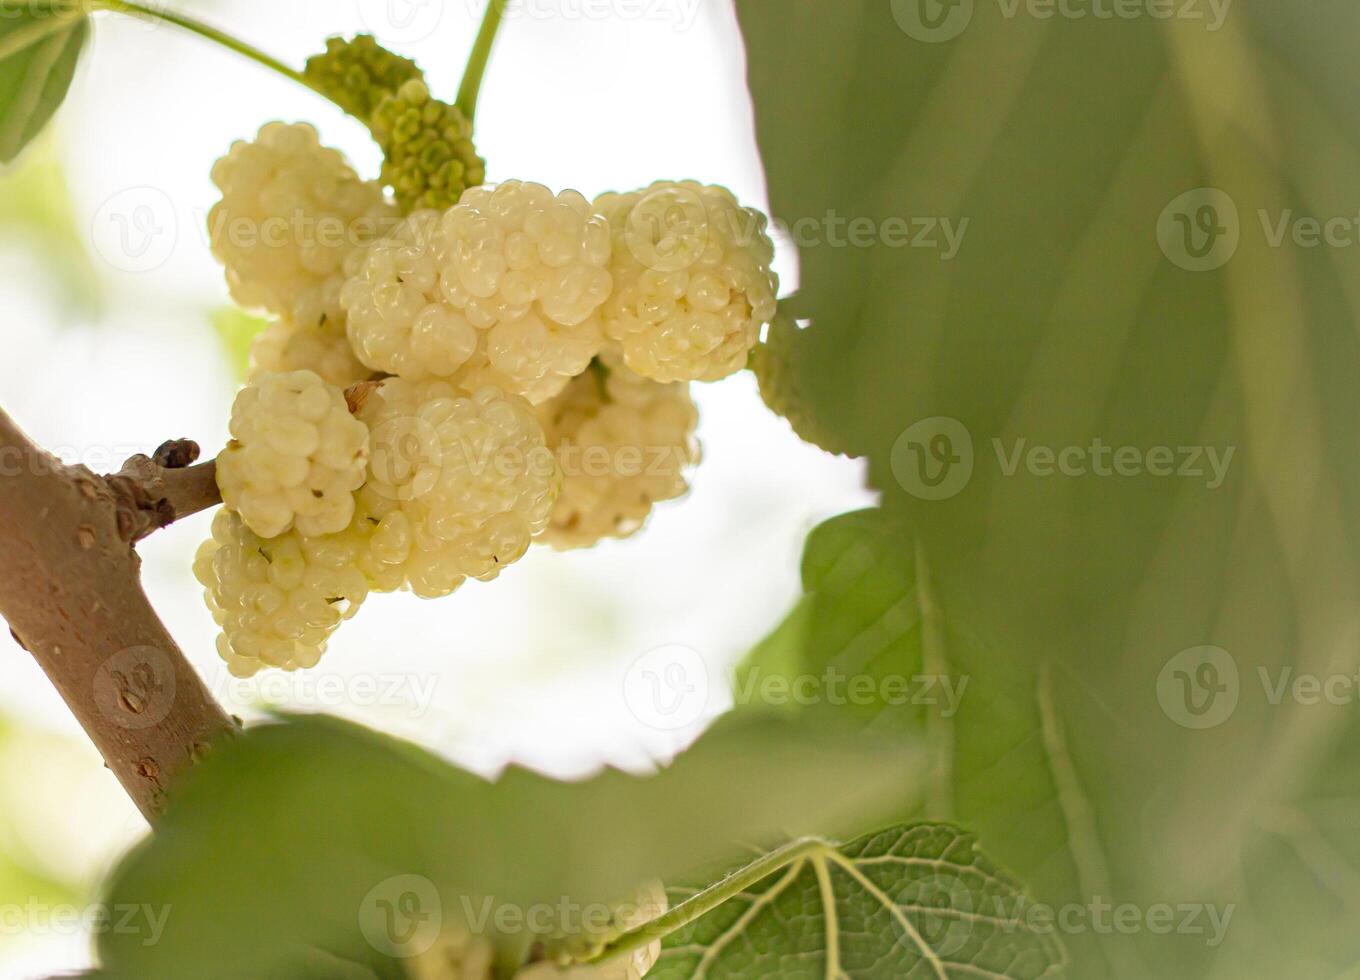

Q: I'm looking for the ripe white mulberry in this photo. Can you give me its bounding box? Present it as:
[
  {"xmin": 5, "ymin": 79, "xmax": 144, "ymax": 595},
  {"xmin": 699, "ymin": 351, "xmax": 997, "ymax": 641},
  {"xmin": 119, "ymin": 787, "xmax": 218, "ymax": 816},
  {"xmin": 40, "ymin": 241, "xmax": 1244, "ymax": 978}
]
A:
[
  {"xmin": 595, "ymin": 181, "xmax": 778, "ymax": 383},
  {"xmin": 248, "ymin": 317, "xmax": 371, "ymax": 390},
  {"xmin": 193, "ymin": 510, "xmax": 369, "ymax": 677},
  {"xmin": 341, "ymin": 181, "xmax": 611, "ymax": 403},
  {"xmin": 538, "ymin": 355, "xmax": 698, "ymax": 550},
  {"xmin": 209, "ymin": 122, "xmax": 398, "ymax": 331},
  {"xmin": 358, "ymin": 378, "xmax": 560, "ymax": 597},
  {"xmin": 216, "ymin": 370, "xmax": 370, "ymax": 539},
  {"xmin": 402, "ymin": 928, "xmax": 496, "ymax": 980}
]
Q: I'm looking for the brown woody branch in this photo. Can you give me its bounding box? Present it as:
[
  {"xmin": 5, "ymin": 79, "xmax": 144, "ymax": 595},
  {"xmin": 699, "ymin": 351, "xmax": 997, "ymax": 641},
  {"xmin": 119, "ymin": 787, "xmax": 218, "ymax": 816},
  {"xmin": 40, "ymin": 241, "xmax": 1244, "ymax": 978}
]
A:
[
  {"xmin": 106, "ymin": 440, "xmax": 222, "ymax": 543},
  {"xmin": 0, "ymin": 411, "xmax": 233, "ymax": 821}
]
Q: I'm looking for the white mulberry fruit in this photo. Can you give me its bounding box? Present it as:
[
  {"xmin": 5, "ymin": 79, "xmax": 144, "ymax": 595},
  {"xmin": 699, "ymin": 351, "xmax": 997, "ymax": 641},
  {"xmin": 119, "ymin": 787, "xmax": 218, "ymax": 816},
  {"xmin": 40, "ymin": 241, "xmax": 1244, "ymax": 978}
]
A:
[
  {"xmin": 209, "ymin": 122, "xmax": 398, "ymax": 331},
  {"xmin": 538, "ymin": 355, "xmax": 698, "ymax": 550},
  {"xmin": 193, "ymin": 510, "xmax": 370, "ymax": 677},
  {"xmin": 402, "ymin": 929, "xmax": 496, "ymax": 980},
  {"xmin": 595, "ymin": 181, "xmax": 778, "ymax": 383},
  {"xmin": 359, "ymin": 378, "xmax": 559, "ymax": 597},
  {"xmin": 216, "ymin": 370, "xmax": 370, "ymax": 539},
  {"xmin": 248, "ymin": 317, "xmax": 371, "ymax": 390},
  {"xmin": 341, "ymin": 181, "xmax": 611, "ymax": 403}
]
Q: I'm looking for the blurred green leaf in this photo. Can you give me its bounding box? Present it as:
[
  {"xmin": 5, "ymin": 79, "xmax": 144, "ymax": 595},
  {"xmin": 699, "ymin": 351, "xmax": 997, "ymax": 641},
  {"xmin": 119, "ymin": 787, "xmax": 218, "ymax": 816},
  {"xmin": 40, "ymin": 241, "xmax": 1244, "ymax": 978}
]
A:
[
  {"xmin": 0, "ymin": 718, "xmax": 83, "ymax": 911},
  {"xmin": 0, "ymin": 4, "xmax": 88, "ymax": 163},
  {"xmin": 736, "ymin": 1, "xmax": 1360, "ymax": 976},
  {"xmin": 99, "ymin": 712, "xmax": 925, "ymax": 979},
  {"xmin": 652, "ymin": 822, "xmax": 1064, "ymax": 979},
  {"xmin": 209, "ymin": 306, "xmax": 267, "ymax": 380},
  {"xmin": 0, "ymin": 137, "xmax": 100, "ymax": 313}
]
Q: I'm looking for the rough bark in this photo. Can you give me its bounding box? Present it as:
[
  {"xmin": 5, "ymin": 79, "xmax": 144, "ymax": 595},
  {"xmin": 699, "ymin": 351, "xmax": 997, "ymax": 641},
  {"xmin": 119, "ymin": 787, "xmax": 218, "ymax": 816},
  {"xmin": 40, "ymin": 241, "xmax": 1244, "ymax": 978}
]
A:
[{"xmin": 0, "ymin": 410, "xmax": 233, "ymax": 821}]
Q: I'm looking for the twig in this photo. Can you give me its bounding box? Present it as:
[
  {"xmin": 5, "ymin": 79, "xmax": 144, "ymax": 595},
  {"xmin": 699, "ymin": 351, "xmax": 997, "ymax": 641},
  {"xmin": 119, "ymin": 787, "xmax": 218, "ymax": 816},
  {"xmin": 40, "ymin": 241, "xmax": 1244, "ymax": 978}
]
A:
[{"xmin": 105, "ymin": 439, "xmax": 222, "ymax": 544}]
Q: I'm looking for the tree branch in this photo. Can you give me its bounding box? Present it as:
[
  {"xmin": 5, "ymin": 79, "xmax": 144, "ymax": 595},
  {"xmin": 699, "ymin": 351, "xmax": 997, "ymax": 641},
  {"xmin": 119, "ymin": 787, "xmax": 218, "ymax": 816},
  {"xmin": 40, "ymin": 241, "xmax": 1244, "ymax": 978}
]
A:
[
  {"xmin": 0, "ymin": 410, "xmax": 234, "ymax": 821},
  {"xmin": 106, "ymin": 439, "xmax": 222, "ymax": 544}
]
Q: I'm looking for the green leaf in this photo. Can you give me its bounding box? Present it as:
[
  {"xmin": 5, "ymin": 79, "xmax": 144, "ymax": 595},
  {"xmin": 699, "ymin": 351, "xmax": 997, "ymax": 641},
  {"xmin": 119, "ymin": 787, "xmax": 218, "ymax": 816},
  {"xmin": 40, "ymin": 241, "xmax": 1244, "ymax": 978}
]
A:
[
  {"xmin": 209, "ymin": 305, "xmax": 268, "ymax": 380},
  {"xmin": 651, "ymin": 823, "xmax": 1064, "ymax": 979},
  {"xmin": 0, "ymin": 4, "xmax": 88, "ymax": 164},
  {"xmin": 0, "ymin": 136, "xmax": 100, "ymax": 313},
  {"xmin": 736, "ymin": 1, "xmax": 1360, "ymax": 976},
  {"xmin": 738, "ymin": 510, "xmax": 1098, "ymax": 958},
  {"xmin": 98, "ymin": 712, "xmax": 926, "ymax": 979}
]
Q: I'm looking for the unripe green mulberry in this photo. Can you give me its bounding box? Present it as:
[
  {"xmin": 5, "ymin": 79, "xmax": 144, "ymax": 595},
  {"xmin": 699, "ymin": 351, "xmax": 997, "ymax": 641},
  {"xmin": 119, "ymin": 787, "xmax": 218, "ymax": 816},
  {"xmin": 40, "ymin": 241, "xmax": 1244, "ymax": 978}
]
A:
[
  {"xmin": 372, "ymin": 79, "xmax": 486, "ymax": 213},
  {"xmin": 304, "ymin": 35, "xmax": 423, "ymax": 121}
]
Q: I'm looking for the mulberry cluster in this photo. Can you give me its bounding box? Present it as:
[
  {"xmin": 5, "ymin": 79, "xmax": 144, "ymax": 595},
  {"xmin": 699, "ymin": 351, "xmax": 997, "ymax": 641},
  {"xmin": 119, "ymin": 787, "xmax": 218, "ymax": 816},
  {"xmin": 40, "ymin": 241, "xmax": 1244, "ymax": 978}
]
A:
[
  {"xmin": 209, "ymin": 122, "xmax": 397, "ymax": 331},
  {"xmin": 596, "ymin": 181, "xmax": 778, "ymax": 382},
  {"xmin": 304, "ymin": 34, "xmax": 423, "ymax": 121},
  {"xmin": 204, "ymin": 106, "xmax": 786, "ymax": 675},
  {"xmin": 538, "ymin": 355, "xmax": 698, "ymax": 550},
  {"xmin": 341, "ymin": 181, "xmax": 611, "ymax": 403},
  {"xmin": 371, "ymin": 79, "xmax": 486, "ymax": 213},
  {"xmin": 216, "ymin": 370, "xmax": 370, "ymax": 539}
]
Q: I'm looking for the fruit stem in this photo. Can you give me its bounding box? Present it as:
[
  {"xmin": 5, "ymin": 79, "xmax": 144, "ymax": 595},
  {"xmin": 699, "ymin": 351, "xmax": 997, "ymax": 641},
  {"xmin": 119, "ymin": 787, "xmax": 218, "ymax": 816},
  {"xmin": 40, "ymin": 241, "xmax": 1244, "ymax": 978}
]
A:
[
  {"xmin": 83, "ymin": 0, "xmax": 357, "ymax": 119},
  {"xmin": 585, "ymin": 837, "xmax": 832, "ymax": 966},
  {"xmin": 457, "ymin": 0, "xmax": 506, "ymax": 123}
]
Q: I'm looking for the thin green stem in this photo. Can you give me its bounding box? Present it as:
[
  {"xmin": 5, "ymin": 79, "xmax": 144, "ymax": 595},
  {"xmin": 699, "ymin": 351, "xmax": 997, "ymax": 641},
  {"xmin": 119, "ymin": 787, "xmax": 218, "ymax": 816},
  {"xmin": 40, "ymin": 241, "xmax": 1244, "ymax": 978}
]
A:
[
  {"xmin": 456, "ymin": 0, "xmax": 506, "ymax": 122},
  {"xmin": 80, "ymin": 0, "xmax": 356, "ymax": 118},
  {"xmin": 586, "ymin": 837, "xmax": 830, "ymax": 966}
]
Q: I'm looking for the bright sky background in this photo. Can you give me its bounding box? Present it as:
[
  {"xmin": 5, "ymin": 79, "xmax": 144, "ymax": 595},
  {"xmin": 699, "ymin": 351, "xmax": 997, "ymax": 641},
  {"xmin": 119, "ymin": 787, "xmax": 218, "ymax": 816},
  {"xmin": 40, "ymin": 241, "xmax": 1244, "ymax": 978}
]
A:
[{"xmin": 0, "ymin": 1, "xmax": 872, "ymax": 974}]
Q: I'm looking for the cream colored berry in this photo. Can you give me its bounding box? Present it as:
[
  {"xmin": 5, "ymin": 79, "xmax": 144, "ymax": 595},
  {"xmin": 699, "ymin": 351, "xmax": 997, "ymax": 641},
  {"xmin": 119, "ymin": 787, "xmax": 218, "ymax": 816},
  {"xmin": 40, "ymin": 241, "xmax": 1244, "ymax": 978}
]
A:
[
  {"xmin": 341, "ymin": 181, "xmax": 611, "ymax": 402},
  {"xmin": 402, "ymin": 928, "xmax": 496, "ymax": 980},
  {"xmin": 538, "ymin": 356, "xmax": 698, "ymax": 550},
  {"xmin": 193, "ymin": 510, "xmax": 369, "ymax": 677},
  {"xmin": 217, "ymin": 370, "xmax": 370, "ymax": 539},
  {"xmin": 209, "ymin": 122, "xmax": 398, "ymax": 331},
  {"xmin": 595, "ymin": 181, "xmax": 778, "ymax": 382},
  {"xmin": 248, "ymin": 317, "xmax": 371, "ymax": 390},
  {"xmin": 359, "ymin": 378, "xmax": 560, "ymax": 596}
]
